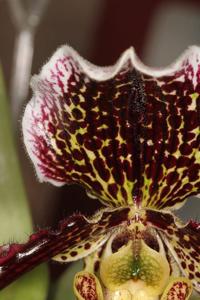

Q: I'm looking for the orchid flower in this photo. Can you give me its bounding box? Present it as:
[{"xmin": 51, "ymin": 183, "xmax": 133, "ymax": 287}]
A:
[{"xmin": 0, "ymin": 45, "xmax": 199, "ymax": 300}]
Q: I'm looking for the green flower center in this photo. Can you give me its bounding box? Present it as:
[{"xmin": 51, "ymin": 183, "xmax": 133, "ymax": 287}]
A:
[{"xmin": 100, "ymin": 237, "xmax": 170, "ymax": 299}]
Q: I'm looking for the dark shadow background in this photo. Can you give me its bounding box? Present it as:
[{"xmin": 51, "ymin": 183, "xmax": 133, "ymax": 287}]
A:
[{"xmin": 0, "ymin": 0, "xmax": 199, "ymax": 285}]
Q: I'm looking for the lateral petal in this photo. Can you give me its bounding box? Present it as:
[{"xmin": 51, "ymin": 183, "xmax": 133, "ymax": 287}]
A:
[
  {"xmin": 161, "ymin": 277, "xmax": 193, "ymax": 300},
  {"xmin": 0, "ymin": 207, "xmax": 130, "ymax": 289},
  {"xmin": 146, "ymin": 209, "xmax": 200, "ymax": 293},
  {"xmin": 74, "ymin": 271, "xmax": 104, "ymax": 300}
]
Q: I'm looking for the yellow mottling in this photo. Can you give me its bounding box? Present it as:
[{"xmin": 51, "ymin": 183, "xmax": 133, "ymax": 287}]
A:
[
  {"xmin": 183, "ymin": 235, "xmax": 190, "ymax": 242},
  {"xmin": 80, "ymin": 85, "xmax": 86, "ymax": 93},
  {"xmin": 92, "ymin": 106, "xmax": 99, "ymax": 112},
  {"xmin": 99, "ymin": 124, "xmax": 108, "ymax": 130},
  {"xmin": 188, "ymin": 93, "xmax": 198, "ymax": 110},
  {"xmin": 84, "ymin": 149, "xmax": 96, "ymax": 160},
  {"xmin": 78, "ymin": 94, "xmax": 85, "ymax": 103},
  {"xmin": 140, "ymin": 138, "xmax": 145, "ymax": 143},
  {"xmin": 142, "ymin": 174, "xmax": 153, "ymax": 207},
  {"xmin": 147, "ymin": 140, "xmax": 153, "ymax": 146},
  {"xmin": 93, "ymin": 91, "xmax": 102, "ymax": 100},
  {"xmin": 102, "ymin": 139, "xmax": 110, "ymax": 147},
  {"xmin": 114, "ymin": 91, "xmax": 121, "ymax": 99},
  {"xmin": 195, "ymin": 149, "xmax": 200, "ymax": 161},
  {"xmin": 123, "ymin": 179, "xmax": 135, "ymax": 206},
  {"xmin": 77, "ymin": 127, "xmax": 87, "ymax": 135}
]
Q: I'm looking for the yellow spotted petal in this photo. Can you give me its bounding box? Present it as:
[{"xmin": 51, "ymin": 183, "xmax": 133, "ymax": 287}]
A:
[{"xmin": 23, "ymin": 45, "xmax": 200, "ymax": 209}]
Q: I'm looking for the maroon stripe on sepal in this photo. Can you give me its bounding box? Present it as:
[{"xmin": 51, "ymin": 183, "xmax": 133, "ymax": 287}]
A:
[{"xmin": 0, "ymin": 207, "xmax": 130, "ymax": 289}]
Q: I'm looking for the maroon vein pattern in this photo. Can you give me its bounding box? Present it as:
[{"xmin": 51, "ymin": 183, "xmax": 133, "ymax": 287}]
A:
[
  {"xmin": 74, "ymin": 272, "xmax": 103, "ymax": 300},
  {"xmin": 161, "ymin": 278, "xmax": 192, "ymax": 300},
  {"xmin": 146, "ymin": 209, "xmax": 200, "ymax": 292},
  {"xmin": 23, "ymin": 47, "xmax": 200, "ymax": 209},
  {"xmin": 0, "ymin": 207, "xmax": 130, "ymax": 289}
]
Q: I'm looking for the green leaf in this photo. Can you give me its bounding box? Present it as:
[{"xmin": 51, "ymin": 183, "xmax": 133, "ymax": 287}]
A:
[
  {"xmin": 0, "ymin": 67, "xmax": 49, "ymax": 298},
  {"xmin": 0, "ymin": 265, "xmax": 49, "ymax": 300},
  {"xmin": 0, "ymin": 67, "xmax": 32, "ymax": 241},
  {"xmin": 53, "ymin": 261, "xmax": 83, "ymax": 300},
  {"xmin": 190, "ymin": 295, "xmax": 199, "ymax": 300}
]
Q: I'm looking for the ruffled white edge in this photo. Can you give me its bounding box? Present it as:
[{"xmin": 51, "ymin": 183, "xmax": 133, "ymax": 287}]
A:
[
  {"xmin": 22, "ymin": 44, "xmax": 200, "ymax": 186},
  {"xmin": 32, "ymin": 44, "xmax": 200, "ymax": 85}
]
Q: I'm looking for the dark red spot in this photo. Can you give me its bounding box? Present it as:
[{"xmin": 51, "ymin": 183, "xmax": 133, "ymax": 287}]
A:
[
  {"xmin": 76, "ymin": 133, "xmax": 84, "ymax": 145},
  {"xmin": 188, "ymin": 164, "xmax": 199, "ymax": 181},
  {"xmin": 177, "ymin": 156, "xmax": 192, "ymax": 167},
  {"xmin": 121, "ymin": 186, "xmax": 128, "ymax": 201},
  {"xmin": 108, "ymin": 183, "xmax": 118, "ymax": 198},
  {"xmin": 93, "ymin": 158, "xmax": 110, "ymax": 181},
  {"xmin": 112, "ymin": 168, "xmax": 124, "ymax": 185},
  {"xmin": 70, "ymin": 251, "xmax": 78, "ymax": 257},
  {"xmin": 179, "ymin": 143, "xmax": 192, "ymax": 155},
  {"xmin": 56, "ymin": 140, "xmax": 66, "ymax": 150},
  {"xmin": 189, "ymin": 264, "xmax": 195, "ymax": 271},
  {"xmin": 168, "ymin": 115, "xmax": 182, "ymax": 129},
  {"xmin": 166, "ymin": 172, "xmax": 179, "ymax": 185},
  {"xmin": 164, "ymin": 155, "xmax": 177, "ymax": 168},
  {"xmin": 84, "ymin": 139, "xmax": 102, "ymax": 151},
  {"xmin": 195, "ymin": 272, "xmax": 200, "ymax": 278},
  {"xmin": 184, "ymin": 111, "xmax": 198, "ymax": 130},
  {"xmin": 189, "ymin": 273, "xmax": 194, "ymax": 280},
  {"xmin": 160, "ymin": 186, "xmax": 170, "ymax": 199},
  {"xmin": 61, "ymin": 255, "xmax": 67, "ymax": 260},
  {"xmin": 72, "ymin": 95, "xmax": 80, "ymax": 105},
  {"xmin": 84, "ymin": 243, "xmax": 91, "ymax": 250},
  {"xmin": 73, "ymin": 149, "xmax": 84, "ymax": 160}
]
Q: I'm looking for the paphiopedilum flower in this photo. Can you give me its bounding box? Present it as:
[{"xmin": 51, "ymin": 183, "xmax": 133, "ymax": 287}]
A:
[{"xmin": 0, "ymin": 45, "xmax": 199, "ymax": 299}]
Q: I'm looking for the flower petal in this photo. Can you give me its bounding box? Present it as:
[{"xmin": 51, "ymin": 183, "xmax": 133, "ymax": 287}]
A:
[
  {"xmin": 74, "ymin": 271, "xmax": 104, "ymax": 300},
  {"xmin": 161, "ymin": 277, "xmax": 193, "ymax": 300},
  {"xmin": 146, "ymin": 209, "xmax": 200, "ymax": 293},
  {"xmin": 99, "ymin": 239, "xmax": 170, "ymax": 297},
  {"xmin": 23, "ymin": 45, "xmax": 200, "ymax": 208},
  {"xmin": 0, "ymin": 207, "xmax": 130, "ymax": 289},
  {"xmin": 140, "ymin": 48, "xmax": 200, "ymax": 210}
]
